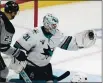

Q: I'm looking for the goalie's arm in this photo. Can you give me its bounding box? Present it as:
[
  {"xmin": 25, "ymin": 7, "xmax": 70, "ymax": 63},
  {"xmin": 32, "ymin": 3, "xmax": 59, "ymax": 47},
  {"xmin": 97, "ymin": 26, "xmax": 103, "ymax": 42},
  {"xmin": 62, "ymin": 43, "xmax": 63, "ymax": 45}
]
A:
[
  {"xmin": 14, "ymin": 30, "xmax": 37, "ymax": 53},
  {"xmin": 58, "ymin": 30, "xmax": 96, "ymax": 50}
]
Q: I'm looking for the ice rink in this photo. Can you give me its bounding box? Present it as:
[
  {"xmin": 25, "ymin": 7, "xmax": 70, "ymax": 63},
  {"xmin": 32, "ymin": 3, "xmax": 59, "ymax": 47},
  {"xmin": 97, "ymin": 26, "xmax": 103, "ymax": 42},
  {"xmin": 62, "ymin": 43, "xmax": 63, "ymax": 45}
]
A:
[{"xmin": 2, "ymin": 1, "xmax": 102, "ymax": 82}]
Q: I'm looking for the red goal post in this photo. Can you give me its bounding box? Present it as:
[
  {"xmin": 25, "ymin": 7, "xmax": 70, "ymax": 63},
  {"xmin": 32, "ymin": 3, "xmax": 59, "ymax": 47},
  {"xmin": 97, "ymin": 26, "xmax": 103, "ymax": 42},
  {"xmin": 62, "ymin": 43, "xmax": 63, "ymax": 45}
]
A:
[{"xmin": 34, "ymin": 0, "xmax": 38, "ymax": 28}]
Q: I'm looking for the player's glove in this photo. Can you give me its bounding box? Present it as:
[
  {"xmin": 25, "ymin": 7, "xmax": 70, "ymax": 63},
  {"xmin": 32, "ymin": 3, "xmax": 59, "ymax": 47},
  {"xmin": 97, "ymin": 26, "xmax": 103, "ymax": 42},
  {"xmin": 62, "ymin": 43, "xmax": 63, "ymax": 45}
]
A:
[
  {"xmin": 13, "ymin": 49, "xmax": 27, "ymax": 61},
  {"xmin": 75, "ymin": 30, "xmax": 96, "ymax": 48}
]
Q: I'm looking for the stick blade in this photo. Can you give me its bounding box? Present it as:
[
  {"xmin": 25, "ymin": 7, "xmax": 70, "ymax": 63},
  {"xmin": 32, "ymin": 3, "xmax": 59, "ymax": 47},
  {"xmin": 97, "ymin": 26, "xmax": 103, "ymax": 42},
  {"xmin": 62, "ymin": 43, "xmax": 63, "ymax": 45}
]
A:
[{"xmin": 54, "ymin": 71, "xmax": 70, "ymax": 81}]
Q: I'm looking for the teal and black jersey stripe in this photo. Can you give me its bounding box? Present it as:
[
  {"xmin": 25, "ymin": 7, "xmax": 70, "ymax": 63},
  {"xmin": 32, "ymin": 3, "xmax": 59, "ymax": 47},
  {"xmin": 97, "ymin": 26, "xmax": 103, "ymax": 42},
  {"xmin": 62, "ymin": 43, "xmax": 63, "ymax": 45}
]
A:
[
  {"xmin": 14, "ymin": 41, "xmax": 31, "ymax": 54},
  {"xmin": 14, "ymin": 41, "xmax": 26, "ymax": 51},
  {"xmin": 60, "ymin": 36, "xmax": 72, "ymax": 50}
]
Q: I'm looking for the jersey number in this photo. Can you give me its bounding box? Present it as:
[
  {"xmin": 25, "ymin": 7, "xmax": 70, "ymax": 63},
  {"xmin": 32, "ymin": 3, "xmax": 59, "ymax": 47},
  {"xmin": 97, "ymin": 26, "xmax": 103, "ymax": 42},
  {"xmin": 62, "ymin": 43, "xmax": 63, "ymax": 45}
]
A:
[
  {"xmin": 4, "ymin": 35, "xmax": 12, "ymax": 43},
  {"xmin": 23, "ymin": 34, "xmax": 30, "ymax": 41}
]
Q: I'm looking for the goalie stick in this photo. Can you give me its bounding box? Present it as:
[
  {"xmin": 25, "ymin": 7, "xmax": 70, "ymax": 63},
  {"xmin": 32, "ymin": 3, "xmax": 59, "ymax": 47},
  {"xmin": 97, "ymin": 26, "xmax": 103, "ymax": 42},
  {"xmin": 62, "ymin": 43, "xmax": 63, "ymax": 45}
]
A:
[
  {"xmin": 9, "ymin": 57, "xmax": 32, "ymax": 83},
  {"xmin": 26, "ymin": 59, "xmax": 70, "ymax": 81},
  {"xmin": 9, "ymin": 62, "xmax": 32, "ymax": 83},
  {"xmin": 19, "ymin": 70, "xmax": 32, "ymax": 83},
  {"xmin": 9, "ymin": 70, "xmax": 32, "ymax": 83},
  {"xmin": 52, "ymin": 71, "xmax": 70, "ymax": 81}
]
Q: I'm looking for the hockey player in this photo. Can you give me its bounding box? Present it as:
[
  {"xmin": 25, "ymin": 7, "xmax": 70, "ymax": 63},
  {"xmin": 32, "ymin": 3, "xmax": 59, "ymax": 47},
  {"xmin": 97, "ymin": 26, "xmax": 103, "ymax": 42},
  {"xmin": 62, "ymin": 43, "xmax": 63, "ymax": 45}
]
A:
[
  {"xmin": 0, "ymin": 1, "xmax": 27, "ymax": 82},
  {"xmin": 10, "ymin": 13, "xmax": 96, "ymax": 82}
]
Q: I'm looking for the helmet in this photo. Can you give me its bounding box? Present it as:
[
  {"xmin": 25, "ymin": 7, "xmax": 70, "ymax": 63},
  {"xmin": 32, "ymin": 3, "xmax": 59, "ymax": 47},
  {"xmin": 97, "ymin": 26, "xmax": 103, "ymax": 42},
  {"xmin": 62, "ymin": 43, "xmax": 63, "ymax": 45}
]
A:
[
  {"xmin": 4, "ymin": 1, "xmax": 19, "ymax": 13},
  {"xmin": 70, "ymin": 72, "xmax": 88, "ymax": 83},
  {"xmin": 43, "ymin": 13, "xmax": 59, "ymax": 35}
]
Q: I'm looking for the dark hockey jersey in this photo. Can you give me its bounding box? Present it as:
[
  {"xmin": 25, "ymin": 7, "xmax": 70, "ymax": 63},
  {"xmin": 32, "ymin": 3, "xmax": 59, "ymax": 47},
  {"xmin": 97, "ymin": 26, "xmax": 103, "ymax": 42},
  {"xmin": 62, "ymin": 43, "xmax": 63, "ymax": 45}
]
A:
[{"xmin": 0, "ymin": 11, "xmax": 18, "ymax": 57}]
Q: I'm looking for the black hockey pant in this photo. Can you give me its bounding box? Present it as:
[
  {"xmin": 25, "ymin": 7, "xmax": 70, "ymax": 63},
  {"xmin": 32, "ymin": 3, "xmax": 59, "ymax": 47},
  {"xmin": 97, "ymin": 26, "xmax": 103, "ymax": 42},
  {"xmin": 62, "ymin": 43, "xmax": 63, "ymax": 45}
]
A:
[{"xmin": 20, "ymin": 63, "xmax": 53, "ymax": 81}]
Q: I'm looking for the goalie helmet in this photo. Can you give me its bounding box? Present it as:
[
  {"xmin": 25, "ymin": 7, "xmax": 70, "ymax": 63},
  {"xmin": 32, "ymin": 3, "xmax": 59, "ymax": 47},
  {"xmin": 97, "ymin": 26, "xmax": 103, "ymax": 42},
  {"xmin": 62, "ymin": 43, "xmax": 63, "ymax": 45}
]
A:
[
  {"xmin": 70, "ymin": 72, "xmax": 88, "ymax": 83},
  {"xmin": 4, "ymin": 1, "xmax": 19, "ymax": 13},
  {"xmin": 43, "ymin": 13, "xmax": 59, "ymax": 35}
]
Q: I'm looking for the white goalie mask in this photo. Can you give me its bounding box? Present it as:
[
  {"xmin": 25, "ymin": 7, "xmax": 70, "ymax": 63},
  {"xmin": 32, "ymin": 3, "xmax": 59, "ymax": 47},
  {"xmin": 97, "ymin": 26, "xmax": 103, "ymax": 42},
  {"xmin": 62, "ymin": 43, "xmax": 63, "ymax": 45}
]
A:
[
  {"xmin": 70, "ymin": 72, "xmax": 88, "ymax": 83},
  {"xmin": 43, "ymin": 13, "xmax": 59, "ymax": 35}
]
